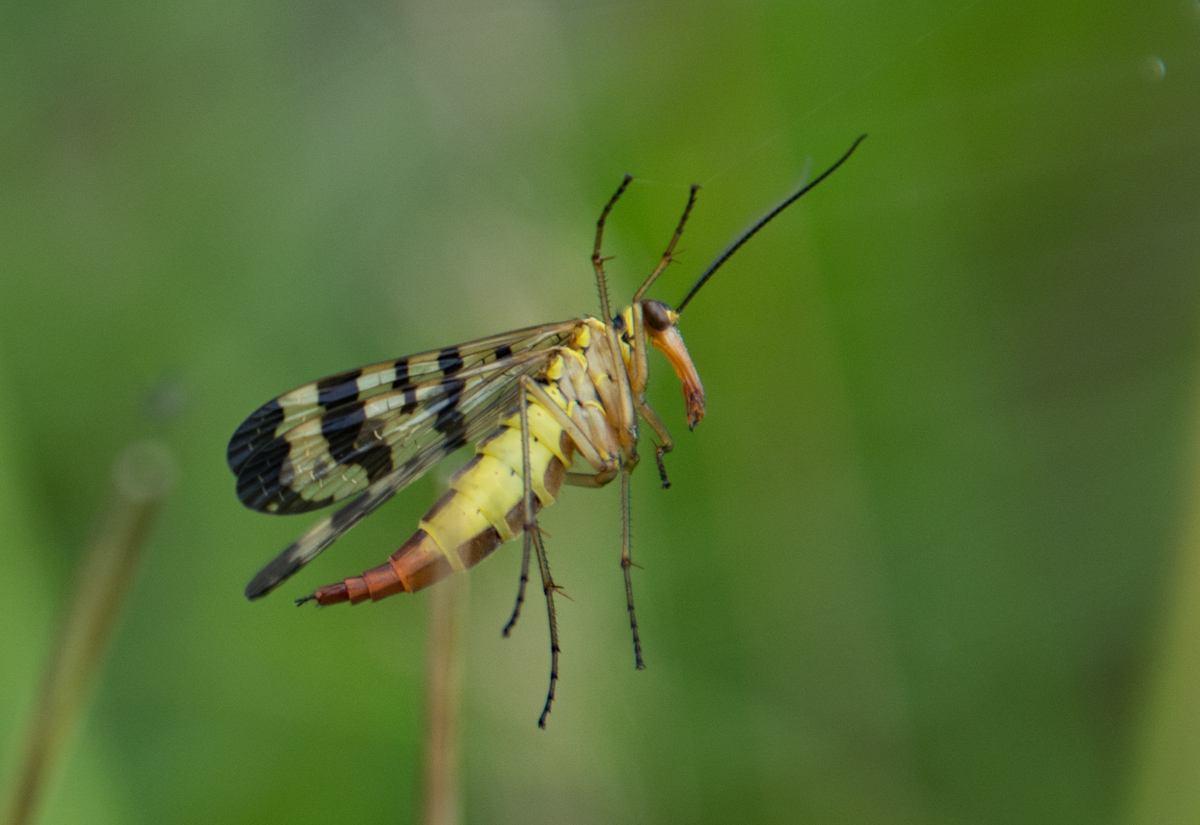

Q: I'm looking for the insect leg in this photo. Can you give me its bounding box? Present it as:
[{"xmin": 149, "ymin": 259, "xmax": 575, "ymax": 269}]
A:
[
  {"xmin": 513, "ymin": 376, "xmax": 562, "ymax": 728},
  {"xmin": 621, "ymin": 465, "xmax": 645, "ymax": 670},
  {"xmin": 634, "ymin": 399, "xmax": 674, "ymax": 489},
  {"xmin": 591, "ymin": 175, "xmax": 632, "ymax": 326},
  {"xmin": 562, "ymin": 469, "xmax": 619, "ymax": 488},
  {"xmin": 629, "ymin": 302, "xmax": 675, "ymax": 488},
  {"xmin": 633, "ymin": 184, "xmax": 700, "ymax": 302},
  {"xmin": 522, "ymin": 378, "xmax": 617, "ymax": 476},
  {"xmin": 590, "ymin": 180, "xmax": 639, "ymax": 454},
  {"xmin": 507, "ymin": 374, "xmax": 617, "ymax": 637},
  {"xmin": 626, "ymin": 182, "xmax": 701, "ymax": 464},
  {"xmin": 501, "ymin": 538, "xmax": 530, "ymax": 638},
  {"xmin": 628, "ymin": 301, "xmax": 650, "ymax": 396},
  {"xmin": 502, "ymin": 376, "xmax": 542, "ymax": 638},
  {"xmin": 532, "ymin": 516, "xmax": 559, "ymax": 729}
]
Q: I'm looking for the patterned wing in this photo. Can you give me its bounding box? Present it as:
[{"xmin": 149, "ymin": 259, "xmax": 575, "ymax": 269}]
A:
[
  {"xmin": 241, "ymin": 341, "xmax": 564, "ymax": 599},
  {"xmin": 229, "ymin": 321, "xmax": 578, "ymax": 516}
]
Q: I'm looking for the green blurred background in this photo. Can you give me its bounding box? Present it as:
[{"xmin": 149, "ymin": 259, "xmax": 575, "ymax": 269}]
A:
[{"xmin": 3, "ymin": 0, "xmax": 1200, "ymax": 822}]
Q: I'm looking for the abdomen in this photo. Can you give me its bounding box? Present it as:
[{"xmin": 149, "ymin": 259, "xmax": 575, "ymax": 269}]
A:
[{"xmin": 310, "ymin": 399, "xmax": 573, "ymax": 605}]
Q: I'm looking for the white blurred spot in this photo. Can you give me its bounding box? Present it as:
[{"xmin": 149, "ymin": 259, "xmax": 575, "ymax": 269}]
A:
[
  {"xmin": 1141, "ymin": 55, "xmax": 1166, "ymax": 82},
  {"xmin": 114, "ymin": 442, "xmax": 177, "ymax": 501},
  {"xmin": 144, "ymin": 377, "xmax": 188, "ymax": 424}
]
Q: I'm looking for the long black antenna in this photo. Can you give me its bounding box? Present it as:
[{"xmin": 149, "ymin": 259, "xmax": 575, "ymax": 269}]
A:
[{"xmin": 675, "ymin": 134, "xmax": 866, "ymax": 314}]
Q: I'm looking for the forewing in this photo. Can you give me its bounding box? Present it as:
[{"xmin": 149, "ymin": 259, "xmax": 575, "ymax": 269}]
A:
[
  {"xmin": 243, "ymin": 346, "xmax": 559, "ymax": 598},
  {"xmin": 229, "ymin": 321, "xmax": 577, "ymax": 515}
]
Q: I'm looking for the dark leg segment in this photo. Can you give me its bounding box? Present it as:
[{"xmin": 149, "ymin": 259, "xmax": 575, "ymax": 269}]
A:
[
  {"xmin": 514, "ymin": 377, "xmax": 562, "ymax": 727},
  {"xmin": 621, "ymin": 467, "xmax": 645, "ymax": 670},
  {"xmin": 653, "ymin": 448, "xmax": 671, "ymax": 490},
  {"xmin": 502, "ymin": 538, "xmax": 531, "ymax": 637},
  {"xmin": 532, "ymin": 527, "xmax": 560, "ymax": 728}
]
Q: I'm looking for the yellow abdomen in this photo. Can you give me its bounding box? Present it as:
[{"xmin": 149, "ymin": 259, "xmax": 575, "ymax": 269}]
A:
[{"xmin": 311, "ymin": 396, "xmax": 573, "ymax": 605}]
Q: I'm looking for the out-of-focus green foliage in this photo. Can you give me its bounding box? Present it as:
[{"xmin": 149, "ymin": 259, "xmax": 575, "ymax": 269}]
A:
[{"xmin": 2, "ymin": 1, "xmax": 1198, "ymax": 823}]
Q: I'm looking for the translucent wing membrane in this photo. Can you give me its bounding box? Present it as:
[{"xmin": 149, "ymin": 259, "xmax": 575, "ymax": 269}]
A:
[
  {"xmin": 241, "ymin": 340, "xmax": 566, "ymax": 598},
  {"xmin": 228, "ymin": 321, "xmax": 577, "ymax": 516}
]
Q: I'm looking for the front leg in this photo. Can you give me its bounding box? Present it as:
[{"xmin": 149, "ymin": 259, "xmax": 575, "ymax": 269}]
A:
[
  {"xmin": 522, "ymin": 378, "xmax": 619, "ymax": 477},
  {"xmin": 634, "ymin": 397, "xmax": 674, "ymax": 489},
  {"xmin": 562, "ymin": 467, "xmax": 619, "ymax": 488},
  {"xmin": 627, "ymin": 302, "xmax": 675, "ymax": 488}
]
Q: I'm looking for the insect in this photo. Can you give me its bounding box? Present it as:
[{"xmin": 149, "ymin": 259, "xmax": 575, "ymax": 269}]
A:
[{"xmin": 228, "ymin": 135, "xmax": 865, "ymax": 727}]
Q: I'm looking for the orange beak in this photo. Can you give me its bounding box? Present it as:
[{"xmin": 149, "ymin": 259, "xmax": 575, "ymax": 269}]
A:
[{"xmin": 649, "ymin": 324, "xmax": 706, "ymax": 430}]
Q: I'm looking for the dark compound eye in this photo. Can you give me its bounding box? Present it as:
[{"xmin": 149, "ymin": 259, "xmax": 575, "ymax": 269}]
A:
[{"xmin": 641, "ymin": 300, "xmax": 674, "ymax": 332}]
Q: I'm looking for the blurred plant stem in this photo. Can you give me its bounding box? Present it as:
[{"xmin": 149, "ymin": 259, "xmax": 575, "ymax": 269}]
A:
[
  {"xmin": 2, "ymin": 443, "xmax": 174, "ymax": 825},
  {"xmin": 420, "ymin": 572, "xmax": 465, "ymax": 825},
  {"xmin": 1126, "ymin": 386, "xmax": 1200, "ymax": 823}
]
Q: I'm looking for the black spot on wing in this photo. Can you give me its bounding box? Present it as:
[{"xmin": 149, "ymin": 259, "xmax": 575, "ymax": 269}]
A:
[
  {"xmin": 391, "ymin": 357, "xmax": 410, "ymax": 389},
  {"xmin": 320, "ymin": 398, "xmax": 396, "ymax": 486},
  {"xmin": 438, "ymin": 346, "xmax": 464, "ymax": 375},
  {"xmin": 358, "ymin": 417, "xmax": 395, "ymax": 484},
  {"xmin": 227, "ymin": 399, "xmax": 284, "ymax": 475},
  {"xmin": 495, "ymin": 344, "xmax": 513, "ymax": 360},
  {"xmin": 235, "ymin": 434, "xmax": 292, "ymax": 511},
  {"xmin": 317, "ymin": 369, "xmax": 362, "ymax": 408},
  {"xmin": 235, "ymin": 394, "xmax": 398, "ymax": 514},
  {"xmin": 433, "ymin": 378, "xmax": 468, "ymax": 451},
  {"xmin": 400, "ymin": 387, "xmax": 418, "ymax": 415},
  {"xmin": 322, "ymin": 399, "xmax": 366, "ymax": 464}
]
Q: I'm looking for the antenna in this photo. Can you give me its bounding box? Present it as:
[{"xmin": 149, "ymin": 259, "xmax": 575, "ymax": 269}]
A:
[{"xmin": 675, "ymin": 134, "xmax": 866, "ymax": 314}]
